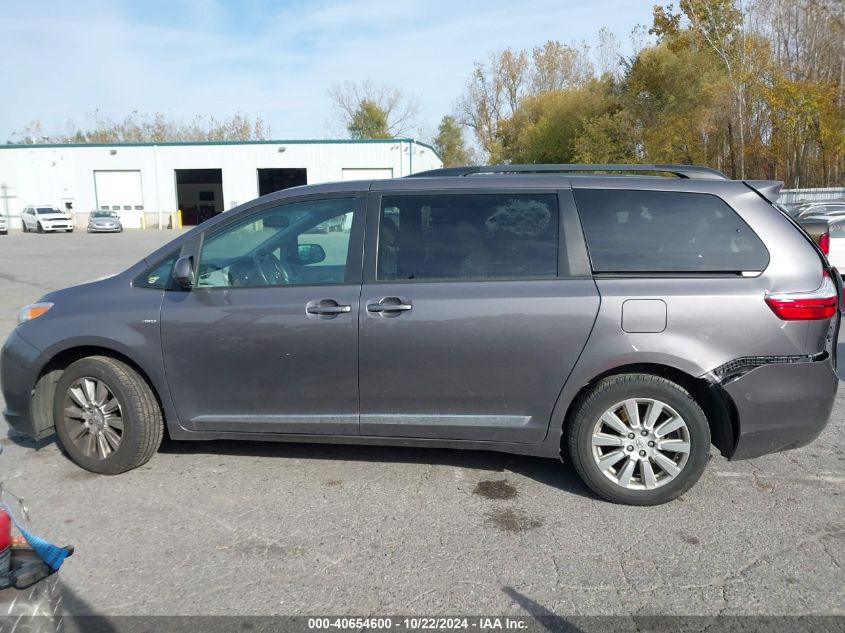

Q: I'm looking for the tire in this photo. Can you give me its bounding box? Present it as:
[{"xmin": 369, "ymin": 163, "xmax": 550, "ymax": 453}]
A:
[
  {"xmin": 36, "ymin": 222, "xmax": 43, "ymax": 234},
  {"xmin": 53, "ymin": 356, "xmax": 163, "ymax": 475},
  {"xmin": 66, "ymin": 229, "xmax": 73, "ymax": 233},
  {"xmin": 567, "ymin": 373, "xmax": 710, "ymax": 505},
  {"xmin": 21, "ymin": 223, "xmax": 27, "ymax": 233}
]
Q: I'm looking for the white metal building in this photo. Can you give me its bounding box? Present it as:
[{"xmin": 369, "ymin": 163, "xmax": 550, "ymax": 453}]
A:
[{"xmin": 0, "ymin": 139, "xmax": 442, "ymax": 229}]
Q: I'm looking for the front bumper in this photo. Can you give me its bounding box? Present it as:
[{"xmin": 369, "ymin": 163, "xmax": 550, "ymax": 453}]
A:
[
  {"xmin": 88, "ymin": 224, "xmax": 121, "ymax": 232},
  {"xmin": 722, "ymin": 356, "xmax": 838, "ymax": 459},
  {"xmin": 1, "ymin": 330, "xmax": 48, "ymax": 438}
]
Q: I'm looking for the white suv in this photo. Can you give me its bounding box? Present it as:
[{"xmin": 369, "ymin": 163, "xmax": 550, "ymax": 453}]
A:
[{"xmin": 21, "ymin": 206, "xmax": 74, "ymax": 233}]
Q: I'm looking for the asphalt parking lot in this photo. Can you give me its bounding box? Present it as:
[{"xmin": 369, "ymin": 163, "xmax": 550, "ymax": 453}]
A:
[{"xmin": 0, "ymin": 229, "xmax": 843, "ymax": 618}]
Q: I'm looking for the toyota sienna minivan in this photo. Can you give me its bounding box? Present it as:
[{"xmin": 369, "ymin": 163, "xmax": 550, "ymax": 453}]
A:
[{"xmin": 2, "ymin": 164, "xmax": 839, "ymax": 505}]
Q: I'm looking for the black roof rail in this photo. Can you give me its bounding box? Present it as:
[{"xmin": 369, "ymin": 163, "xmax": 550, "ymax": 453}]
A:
[{"xmin": 406, "ymin": 163, "xmax": 728, "ymax": 180}]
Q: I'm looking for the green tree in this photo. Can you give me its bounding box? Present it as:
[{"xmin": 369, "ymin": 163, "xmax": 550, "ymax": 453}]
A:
[
  {"xmin": 347, "ymin": 99, "xmax": 391, "ymax": 139},
  {"xmin": 433, "ymin": 116, "xmax": 474, "ymax": 166},
  {"xmin": 329, "ymin": 81, "xmax": 419, "ymax": 139}
]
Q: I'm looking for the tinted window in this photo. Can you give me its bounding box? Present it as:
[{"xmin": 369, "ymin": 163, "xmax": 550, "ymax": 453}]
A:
[
  {"xmin": 377, "ymin": 194, "xmax": 558, "ymax": 281},
  {"xmin": 574, "ymin": 189, "xmax": 768, "ymax": 273},
  {"xmin": 197, "ymin": 197, "xmax": 356, "ymax": 288}
]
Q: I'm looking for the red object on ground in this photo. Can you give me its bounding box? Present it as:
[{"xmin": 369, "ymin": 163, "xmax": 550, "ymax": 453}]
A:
[{"xmin": 0, "ymin": 509, "xmax": 11, "ymax": 550}]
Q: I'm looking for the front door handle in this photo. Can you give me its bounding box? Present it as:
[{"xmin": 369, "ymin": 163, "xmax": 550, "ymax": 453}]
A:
[
  {"xmin": 367, "ymin": 297, "xmax": 413, "ymax": 313},
  {"xmin": 306, "ymin": 299, "xmax": 351, "ymax": 317}
]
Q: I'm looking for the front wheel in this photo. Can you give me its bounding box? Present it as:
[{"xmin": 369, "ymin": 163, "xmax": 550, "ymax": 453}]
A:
[
  {"xmin": 567, "ymin": 373, "xmax": 710, "ymax": 505},
  {"xmin": 36, "ymin": 222, "xmax": 43, "ymax": 233},
  {"xmin": 54, "ymin": 356, "xmax": 164, "ymax": 475}
]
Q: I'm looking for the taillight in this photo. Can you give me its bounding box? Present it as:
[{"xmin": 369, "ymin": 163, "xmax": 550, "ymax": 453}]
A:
[
  {"xmin": 820, "ymin": 231, "xmax": 830, "ymax": 255},
  {"xmin": 765, "ymin": 271, "xmax": 838, "ymax": 320}
]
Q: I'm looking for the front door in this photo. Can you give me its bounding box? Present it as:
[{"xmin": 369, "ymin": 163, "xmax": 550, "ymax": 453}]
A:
[
  {"xmin": 359, "ymin": 190, "xmax": 600, "ymax": 443},
  {"xmin": 161, "ymin": 195, "xmax": 364, "ymax": 435}
]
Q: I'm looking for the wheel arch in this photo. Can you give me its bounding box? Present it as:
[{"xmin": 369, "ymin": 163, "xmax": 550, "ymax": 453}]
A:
[
  {"xmin": 32, "ymin": 345, "xmax": 169, "ymax": 439},
  {"xmin": 559, "ymin": 363, "xmax": 738, "ymax": 459}
]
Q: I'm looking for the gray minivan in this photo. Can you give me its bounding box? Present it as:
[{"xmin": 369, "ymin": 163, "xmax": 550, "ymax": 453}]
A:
[{"xmin": 2, "ymin": 164, "xmax": 839, "ymax": 505}]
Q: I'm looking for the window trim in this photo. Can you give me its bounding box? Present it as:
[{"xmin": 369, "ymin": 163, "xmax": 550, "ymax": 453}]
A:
[
  {"xmin": 185, "ymin": 193, "xmax": 366, "ymax": 292},
  {"xmin": 362, "ymin": 189, "xmax": 585, "ymax": 285}
]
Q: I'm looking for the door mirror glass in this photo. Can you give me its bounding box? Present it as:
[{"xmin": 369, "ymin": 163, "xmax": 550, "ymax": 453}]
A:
[
  {"xmin": 173, "ymin": 255, "xmax": 195, "ymax": 289},
  {"xmin": 296, "ymin": 243, "xmax": 326, "ymax": 265}
]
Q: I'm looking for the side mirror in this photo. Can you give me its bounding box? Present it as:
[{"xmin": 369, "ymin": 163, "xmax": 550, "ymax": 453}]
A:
[
  {"xmin": 297, "ymin": 243, "xmax": 326, "ymax": 265},
  {"xmin": 173, "ymin": 256, "xmax": 195, "ymax": 289}
]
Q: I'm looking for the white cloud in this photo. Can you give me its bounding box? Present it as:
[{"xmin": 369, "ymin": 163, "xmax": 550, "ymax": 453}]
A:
[{"xmin": 1, "ymin": 0, "xmax": 655, "ymax": 142}]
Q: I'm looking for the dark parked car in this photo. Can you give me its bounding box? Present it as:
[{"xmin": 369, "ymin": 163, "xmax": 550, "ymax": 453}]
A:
[{"xmin": 2, "ymin": 164, "xmax": 839, "ymax": 505}]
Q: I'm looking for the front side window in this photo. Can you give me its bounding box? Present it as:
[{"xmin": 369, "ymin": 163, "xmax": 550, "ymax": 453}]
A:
[
  {"xmin": 197, "ymin": 197, "xmax": 356, "ymax": 288},
  {"xmin": 377, "ymin": 193, "xmax": 559, "ymax": 281},
  {"xmin": 134, "ymin": 252, "xmax": 178, "ymax": 289},
  {"xmin": 574, "ymin": 189, "xmax": 769, "ymax": 273}
]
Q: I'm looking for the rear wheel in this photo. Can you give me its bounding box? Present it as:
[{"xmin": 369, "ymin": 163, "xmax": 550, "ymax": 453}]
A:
[
  {"xmin": 53, "ymin": 356, "xmax": 163, "ymax": 474},
  {"xmin": 567, "ymin": 373, "xmax": 710, "ymax": 505}
]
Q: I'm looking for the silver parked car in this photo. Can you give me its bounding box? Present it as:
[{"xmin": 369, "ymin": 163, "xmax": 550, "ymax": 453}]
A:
[
  {"xmin": 87, "ymin": 210, "xmax": 123, "ymax": 233},
  {"xmin": 1, "ymin": 164, "xmax": 839, "ymax": 505}
]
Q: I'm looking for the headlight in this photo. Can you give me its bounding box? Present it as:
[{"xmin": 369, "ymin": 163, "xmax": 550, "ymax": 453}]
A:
[{"xmin": 18, "ymin": 302, "xmax": 54, "ymax": 324}]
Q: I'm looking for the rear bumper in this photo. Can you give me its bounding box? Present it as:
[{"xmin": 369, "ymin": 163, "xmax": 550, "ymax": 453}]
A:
[
  {"xmin": 1, "ymin": 330, "xmax": 47, "ymax": 438},
  {"xmin": 722, "ymin": 357, "xmax": 838, "ymax": 460}
]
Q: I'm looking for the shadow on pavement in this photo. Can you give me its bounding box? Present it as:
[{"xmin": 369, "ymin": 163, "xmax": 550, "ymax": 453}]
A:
[
  {"xmin": 502, "ymin": 586, "xmax": 586, "ymax": 633},
  {"xmin": 157, "ymin": 436, "xmax": 598, "ymax": 500}
]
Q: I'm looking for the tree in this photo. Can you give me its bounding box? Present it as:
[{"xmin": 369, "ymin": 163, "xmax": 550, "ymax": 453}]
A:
[
  {"xmin": 432, "ymin": 116, "xmax": 474, "ymax": 166},
  {"xmin": 329, "ymin": 81, "xmax": 419, "ymax": 138},
  {"xmin": 347, "ymin": 100, "xmax": 391, "ymax": 139},
  {"xmin": 530, "ymin": 40, "xmax": 594, "ymax": 92},
  {"xmin": 456, "ymin": 48, "xmax": 529, "ymax": 161},
  {"xmin": 497, "ymin": 79, "xmax": 616, "ymax": 164}
]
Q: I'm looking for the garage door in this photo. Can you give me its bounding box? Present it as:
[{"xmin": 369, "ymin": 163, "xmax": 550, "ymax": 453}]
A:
[
  {"xmin": 94, "ymin": 171, "xmax": 144, "ymax": 228},
  {"xmin": 341, "ymin": 168, "xmax": 394, "ymax": 181}
]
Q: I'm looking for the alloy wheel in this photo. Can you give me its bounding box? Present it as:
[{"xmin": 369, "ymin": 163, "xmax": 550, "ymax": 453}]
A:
[
  {"xmin": 63, "ymin": 377, "xmax": 124, "ymax": 460},
  {"xmin": 590, "ymin": 398, "xmax": 691, "ymax": 490}
]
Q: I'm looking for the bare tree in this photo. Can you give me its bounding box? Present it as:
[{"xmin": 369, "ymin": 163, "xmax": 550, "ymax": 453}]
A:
[
  {"xmin": 456, "ymin": 48, "xmax": 532, "ymax": 161},
  {"xmin": 531, "ymin": 40, "xmax": 593, "ymax": 92},
  {"xmin": 328, "ymin": 81, "xmax": 420, "ymax": 138}
]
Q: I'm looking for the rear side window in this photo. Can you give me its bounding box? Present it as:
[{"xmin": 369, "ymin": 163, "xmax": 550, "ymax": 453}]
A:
[
  {"xmin": 574, "ymin": 189, "xmax": 768, "ymax": 273},
  {"xmin": 377, "ymin": 193, "xmax": 558, "ymax": 281}
]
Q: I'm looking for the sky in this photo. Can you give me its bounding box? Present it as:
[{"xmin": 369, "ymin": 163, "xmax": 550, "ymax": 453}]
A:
[{"xmin": 2, "ymin": 0, "xmax": 656, "ymax": 144}]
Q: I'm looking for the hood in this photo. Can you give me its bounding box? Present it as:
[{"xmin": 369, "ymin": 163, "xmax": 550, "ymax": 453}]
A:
[
  {"xmin": 38, "ymin": 213, "xmax": 70, "ymax": 221},
  {"xmin": 90, "ymin": 216, "xmax": 121, "ymax": 224}
]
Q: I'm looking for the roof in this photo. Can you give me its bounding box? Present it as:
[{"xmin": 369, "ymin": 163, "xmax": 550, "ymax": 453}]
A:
[{"xmin": 0, "ymin": 137, "xmax": 440, "ymax": 158}]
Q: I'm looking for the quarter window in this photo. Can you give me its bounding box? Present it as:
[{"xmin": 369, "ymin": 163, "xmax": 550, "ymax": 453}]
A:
[
  {"xmin": 376, "ymin": 194, "xmax": 559, "ymax": 281},
  {"xmin": 197, "ymin": 198, "xmax": 356, "ymax": 288},
  {"xmin": 574, "ymin": 189, "xmax": 769, "ymax": 273}
]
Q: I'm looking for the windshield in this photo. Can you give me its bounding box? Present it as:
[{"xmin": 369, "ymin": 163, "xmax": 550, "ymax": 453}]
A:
[
  {"xmin": 36, "ymin": 207, "xmax": 61, "ymax": 214},
  {"xmin": 92, "ymin": 211, "xmax": 118, "ymax": 218}
]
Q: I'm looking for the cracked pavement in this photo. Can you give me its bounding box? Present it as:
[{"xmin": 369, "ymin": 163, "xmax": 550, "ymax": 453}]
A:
[{"xmin": 0, "ymin": 230, "xmax": 843, "ymax": 616}]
